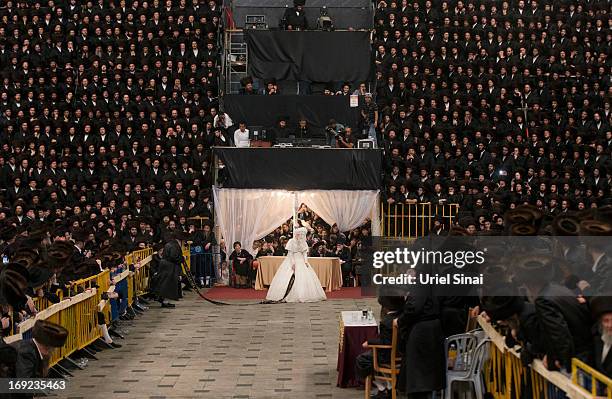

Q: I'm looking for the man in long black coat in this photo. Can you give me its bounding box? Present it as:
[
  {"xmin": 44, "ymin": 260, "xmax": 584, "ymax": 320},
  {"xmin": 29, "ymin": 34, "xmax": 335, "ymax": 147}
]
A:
[
  {"xmin": 152, "ymin": 239, "xmax": 183, "ymax": 307},
  {"xmin": 534, "ymin": 283, "xmax": 593, "ymax": 370},
  {"xmin": 395, "ymin": 280, "xmax": 446, "ymax": 398},
  {"xmin": 516, "ymin": 256, "xmax": 594, "ymax": 371}
]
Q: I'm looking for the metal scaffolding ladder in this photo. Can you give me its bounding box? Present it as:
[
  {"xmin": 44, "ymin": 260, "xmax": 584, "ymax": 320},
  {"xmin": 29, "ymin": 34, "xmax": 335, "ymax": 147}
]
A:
[{"xmin": 223, "ymin": 30, "xmax": 247, "ymax": 94}]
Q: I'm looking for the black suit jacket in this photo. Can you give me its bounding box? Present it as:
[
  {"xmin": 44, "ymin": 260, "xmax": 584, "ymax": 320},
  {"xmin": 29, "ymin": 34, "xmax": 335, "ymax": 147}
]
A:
[
  {"xmin": 593, "ymin": 335, "xmax": 612, "ymax": 378},
  {"xmin": 535, "ymin": 283, "xmax": 593, "ymax": 370},
  {"xmin": 13, "ymin": 340, "xmax": 44, "ymax": 378},
  {"xmin": 586, "ymin": 254, "xmax": 612, "ymax": 297}
]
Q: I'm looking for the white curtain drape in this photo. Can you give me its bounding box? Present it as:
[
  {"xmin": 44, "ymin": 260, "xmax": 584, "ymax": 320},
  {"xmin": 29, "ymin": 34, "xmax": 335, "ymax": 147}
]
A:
[
  {"xmin": 213, "ymin": 187, "xmax": 294, "ymax": 254},
  {"xmin": 213, "ymin": 188, "xmax": 380, "ymax": 254},
  {"xmin": 298, "ymin": 190, "xmax": 379, "ymax": 233}
]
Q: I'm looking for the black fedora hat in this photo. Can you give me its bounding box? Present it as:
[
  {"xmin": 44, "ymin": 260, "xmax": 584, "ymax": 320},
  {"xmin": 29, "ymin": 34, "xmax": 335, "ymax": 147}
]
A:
[
  {"xmin": 27, "ymin": 265, "xmax": 53, "ymax": 288},
  {"xmin": 590, "ymin": 296, "xmax": 612, "ymax": 320},
  {"xmin": 481, "ymin": 283, "xmax": 525, "ymax": 321}
]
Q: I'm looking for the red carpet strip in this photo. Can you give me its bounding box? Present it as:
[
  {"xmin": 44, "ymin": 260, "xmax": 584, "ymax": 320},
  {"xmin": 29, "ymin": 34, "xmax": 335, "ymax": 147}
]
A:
[{"xmin": 202, "ymin": 286, "xmax": 371, "ymax": 300}]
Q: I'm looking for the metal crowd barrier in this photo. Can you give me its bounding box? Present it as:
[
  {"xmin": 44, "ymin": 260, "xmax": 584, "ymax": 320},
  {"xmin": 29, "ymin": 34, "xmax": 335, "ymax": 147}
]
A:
[
  {"xmin": 478, "ymin": 316, "xmax": 596, "ymax": 399},
  {"xmin": 380, "ymin": 202, "xmax": 459, "ymax": 238},
  {"xmin": 572, "ymin": 358, "xmax": 612, "ymax": 398},
  {"xmin": 3, "ymin": 248, "xmax": 155, "ymax": 369},
  {"xmin": 32, "ymin": 293, "xmax": 62, "ymax": 312}
]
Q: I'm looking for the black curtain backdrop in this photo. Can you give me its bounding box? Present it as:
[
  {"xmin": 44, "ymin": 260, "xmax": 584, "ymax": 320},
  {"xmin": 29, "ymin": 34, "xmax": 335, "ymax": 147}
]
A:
[
  {"xmin": 223, "ymin": 94, "xmax": 361, "ymax": 137},
  {"xmin": 229, "ymin": 0, "xmax": 373, "ymax": 30},
  {"xmin": 246, "ymin": 31, "xmax": 371, "ymax": 83},
  {"xmin": 214, "ymin": 148, "xmax": 382, "ymax": 190}
]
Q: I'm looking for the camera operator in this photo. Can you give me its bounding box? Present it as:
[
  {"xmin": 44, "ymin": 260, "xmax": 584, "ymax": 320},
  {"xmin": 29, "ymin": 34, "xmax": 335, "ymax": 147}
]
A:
[
  {"xmin": 325, "ymin": 119, "xmax": 345, "ymax": 147},
  {"xmin": 336, "ymin": 127, "xmax": 356, "ymax": 149}
]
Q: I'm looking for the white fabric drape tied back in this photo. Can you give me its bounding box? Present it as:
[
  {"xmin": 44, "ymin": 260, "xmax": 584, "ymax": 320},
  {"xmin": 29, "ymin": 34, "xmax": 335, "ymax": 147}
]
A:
[{"xmin": 213, "ymin": 187, "xmax": 380, "ymax": 255}]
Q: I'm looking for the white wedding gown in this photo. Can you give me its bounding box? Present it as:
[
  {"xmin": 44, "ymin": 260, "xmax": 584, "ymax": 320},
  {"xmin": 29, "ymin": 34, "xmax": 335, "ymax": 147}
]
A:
[{"xmin": 266, "ymin": 235, "xmax": 327, "ymax": 303}]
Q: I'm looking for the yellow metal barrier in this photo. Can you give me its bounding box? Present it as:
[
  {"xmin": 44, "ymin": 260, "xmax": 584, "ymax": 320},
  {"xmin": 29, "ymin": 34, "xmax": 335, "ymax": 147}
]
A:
[
  {"xmin": 572, "ymin": 358, "xmax": 612, "ymax": 398},
  {"xmin": 182, "ymin": 242, "xmax": 191, "ymax": 270},
  {"xmin": 125, "ymin": 247, "xmax": 154, "ymax": 266},
  {"xmin": 380, "ymin": 202, "xmax": 459, "ymax": 238},
  {"xmin": 6, "ymin": 247, "xmax": 155, "ymax": 369},
  {"xmin": 133, "ymin": 261, "xmax": 151, "ymax": 297},
  {"xmin": 32, "ymin": 291, "xmax": 63, "ymax": 312},
  {"xmin": 479, "ymin": 316, "xmax": 593, "ymax": 399}
]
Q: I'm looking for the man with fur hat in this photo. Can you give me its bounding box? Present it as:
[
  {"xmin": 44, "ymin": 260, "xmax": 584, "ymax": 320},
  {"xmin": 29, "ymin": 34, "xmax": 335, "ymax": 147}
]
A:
[
  {"xmin": 13, "ymin": 320, "xmax": 68, "ymax": 381},
  {"xmin": 591, "ymin": 297, "xmax": 612, "ymax": 378}
]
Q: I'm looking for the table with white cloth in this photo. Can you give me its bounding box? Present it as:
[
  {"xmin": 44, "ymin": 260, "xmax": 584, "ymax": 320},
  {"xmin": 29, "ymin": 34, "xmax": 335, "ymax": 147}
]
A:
[{"xmin": 255, "ymin": 256, "xmax": 342, "ymax": 292}]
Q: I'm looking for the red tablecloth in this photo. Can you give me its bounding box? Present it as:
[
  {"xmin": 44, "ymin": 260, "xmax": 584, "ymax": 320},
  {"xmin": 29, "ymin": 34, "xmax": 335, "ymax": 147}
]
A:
[{"xmin": 336, "ymin": 318, "xmax": 378, "ymax": 388}]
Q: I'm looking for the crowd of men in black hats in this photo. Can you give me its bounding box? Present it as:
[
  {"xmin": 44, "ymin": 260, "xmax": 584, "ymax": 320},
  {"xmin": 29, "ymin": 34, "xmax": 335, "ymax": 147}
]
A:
[
  {"xmin": 473, "ymin": 206, "xmax": 612, "ymax": 380},
  {"xmin": 0, "ymin": 0, "xmax": 223, "ymax": 245},
  {"xmin": 359, "ymin": 206, "xmax": 611, "ymax": 398},
  {"xmin": 0, "ymin": 0, "xmax": 224, "ymax": 387},
  {"xmin": 0, "ymin": 0, "xmax": 223, "ymax": 299},
  {"xmin": 372, "ymin": 0, "xmax": 611, "ymax": 231}
]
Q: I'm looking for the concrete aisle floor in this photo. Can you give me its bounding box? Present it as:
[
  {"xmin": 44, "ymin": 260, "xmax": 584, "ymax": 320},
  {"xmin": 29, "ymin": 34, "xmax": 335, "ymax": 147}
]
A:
[{"xmin": 60, "ymin": 292, "xmax": 378, "ymax": 399}]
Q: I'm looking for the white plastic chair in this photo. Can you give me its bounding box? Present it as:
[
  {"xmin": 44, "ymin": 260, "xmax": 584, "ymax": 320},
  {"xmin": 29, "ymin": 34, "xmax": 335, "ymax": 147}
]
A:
[{"xmin": 443, "ymin": 333, "xmax": 490, "ymax": 399}]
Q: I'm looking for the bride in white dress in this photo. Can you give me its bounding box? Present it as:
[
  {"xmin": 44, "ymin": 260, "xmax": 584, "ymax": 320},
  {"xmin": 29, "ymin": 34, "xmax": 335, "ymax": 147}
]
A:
[{"xmin": 265, "ymin": 227, "xmax": 327, "ymax": 303}]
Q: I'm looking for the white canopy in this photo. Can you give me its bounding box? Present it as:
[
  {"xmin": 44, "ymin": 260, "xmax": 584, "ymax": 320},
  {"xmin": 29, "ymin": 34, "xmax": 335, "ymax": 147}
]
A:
[{"xmin": 213, "ymin": 187, "xmax": 380, "ymax": 254}]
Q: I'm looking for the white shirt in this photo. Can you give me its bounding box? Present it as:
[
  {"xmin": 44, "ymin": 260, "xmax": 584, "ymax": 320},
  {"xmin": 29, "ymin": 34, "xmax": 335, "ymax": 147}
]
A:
[
  {"xmin": 234, "ymin": 129, "xmax": 250, "ymax": 148},
  {"xmin": 603, "ymin": 342, "xmax": 611, "ymax": 362},
  {"xmin": 593, "ymin": 253, "xmax": 606, "ymax": 273}
]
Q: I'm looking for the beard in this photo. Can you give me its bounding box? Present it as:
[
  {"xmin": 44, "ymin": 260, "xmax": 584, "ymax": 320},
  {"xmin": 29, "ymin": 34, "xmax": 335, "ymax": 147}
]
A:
[{"xmin": 602, "ymin": 332, "xmax": 612, "ymax": 346}]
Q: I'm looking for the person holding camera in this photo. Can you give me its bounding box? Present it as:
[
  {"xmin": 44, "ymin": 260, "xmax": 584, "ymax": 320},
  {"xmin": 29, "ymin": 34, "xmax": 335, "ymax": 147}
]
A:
[
  {"xmin": 325, "ymin": 119, "xmax": 344, "ymax": 147},
  {"xmin": 337, "ymin": 127, "xmax": 357, "ymax": 149}
]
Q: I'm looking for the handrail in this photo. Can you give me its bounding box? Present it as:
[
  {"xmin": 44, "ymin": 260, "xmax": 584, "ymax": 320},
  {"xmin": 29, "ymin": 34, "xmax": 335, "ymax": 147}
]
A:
[
  {"xmin": 478, "ymin": 315, "xmax": 595, "ymax": 399},
  {"xmin": 17, "ymin": 290, "xmax": 98, "ymax": 334},
  {"xmin": 3, "ymin": 246, "xmax": 160, "ymax": 368},
  {"xmin": 572, "ymin": 358, "xmax": 612, "ymax": 399}
]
